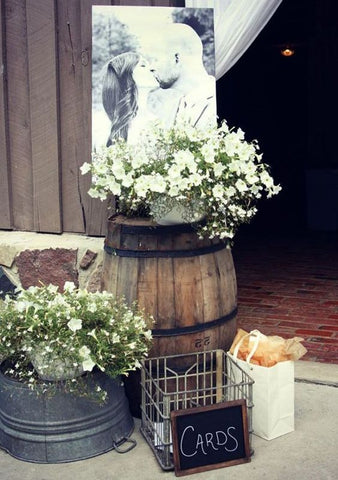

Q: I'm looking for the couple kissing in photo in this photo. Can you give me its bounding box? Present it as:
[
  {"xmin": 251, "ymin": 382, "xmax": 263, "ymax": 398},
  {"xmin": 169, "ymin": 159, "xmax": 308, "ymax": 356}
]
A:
[{"xmin": 102, "ymin": 23, "xmax": 216, "ymax": 147}]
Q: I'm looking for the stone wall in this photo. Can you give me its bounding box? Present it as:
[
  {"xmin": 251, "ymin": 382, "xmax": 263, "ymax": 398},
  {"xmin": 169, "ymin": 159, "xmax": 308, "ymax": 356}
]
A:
[{"xmin": 0, "ymin": 231, "xmax": 105, "ymax": 294}]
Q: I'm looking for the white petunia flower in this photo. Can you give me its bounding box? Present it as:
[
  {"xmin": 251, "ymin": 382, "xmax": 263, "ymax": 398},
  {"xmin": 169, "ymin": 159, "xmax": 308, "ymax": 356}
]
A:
[
  {"xmin": 260, "ymin": 170, "xmax": 274, "ymax": 187},
  {"xmin": 167, "ymin": 164, "xmax": 182, "ymax": 179},
  {"xmin": 201, "ymin": 143, "xmax": 216, "ymax": 163},
  {"xmin": 212, "ymin": 185, "xmax": 224, "ymax": 199},
  {"xmin": 82, "ymin": 357, "xmax": 96, "ymax": 372},
  {"xmin": 67, "ymin": 318, "xmax": 82, "ymax": 332},
  {"xmin": 79, "ymin": 345, "xmax": 91, "ymax": 357},
  {"xmin": 144, "ymin": 330, "xmax": 152, "ymax": 340},
  {"xmin": 87, "ymin": 303, "xmax": 97, "ymax": 313},
  {"xmin": 235, "ymin": 179, "xmax": 248, "ymax": 193},
  {"xmin": 151, "ymin": 174, "xmax": 167, "ymax": 193},
  {"xmin": 64, "ymin": 282, "xmax": 76, "ymax": 292},
  {"xmin": 80, "ymin": 162, "xmax": 91, "ymax": 175},
  {"xmin": 87, "ymin": 188, "xmax": 106, "ymax": 200},
  {"xmin": 87, "ymin": 328, "xmax": 97, "ymax": 340}
]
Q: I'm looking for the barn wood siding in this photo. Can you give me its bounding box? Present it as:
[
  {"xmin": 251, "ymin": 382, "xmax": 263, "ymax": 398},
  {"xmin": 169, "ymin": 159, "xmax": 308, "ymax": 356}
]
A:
[{"xmin": 0, "ymin": 0, "xmax": 176, "ymax": 235}]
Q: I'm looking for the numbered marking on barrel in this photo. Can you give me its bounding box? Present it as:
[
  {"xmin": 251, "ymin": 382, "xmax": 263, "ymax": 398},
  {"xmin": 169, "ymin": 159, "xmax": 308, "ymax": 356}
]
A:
[{"xmin": 194, "ymin": 336, "xmax": 211, "ymax": 349}]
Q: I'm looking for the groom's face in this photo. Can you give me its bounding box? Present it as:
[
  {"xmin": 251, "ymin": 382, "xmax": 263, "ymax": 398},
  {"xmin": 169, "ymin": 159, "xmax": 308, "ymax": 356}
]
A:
[{"xmin": 148, "ymin": 51, "xmax": 181, "ymax": 89}]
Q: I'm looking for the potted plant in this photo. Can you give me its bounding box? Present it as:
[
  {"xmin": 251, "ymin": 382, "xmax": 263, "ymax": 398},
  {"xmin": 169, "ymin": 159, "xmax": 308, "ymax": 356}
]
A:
[
  {"xmin": 0, "ymin": 282, "xmax": 153, "ymax": 402},
  {"xmin": 81, "ymin": 119, "xmax": 281, "ymax": 242},
  {"xmin": 0, "ymin": 283, "xmax": 153, "ymax": 462}
]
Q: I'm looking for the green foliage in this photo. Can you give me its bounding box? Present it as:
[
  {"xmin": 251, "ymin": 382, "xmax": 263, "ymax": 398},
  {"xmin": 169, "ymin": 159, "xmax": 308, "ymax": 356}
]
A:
[
  {"xmin": 0, "ymin": 283, "xmax": 153, "ymax": 402},
  {"xmin": 83, "ymin": 120, "xmax": 282, "ymax": 242}
]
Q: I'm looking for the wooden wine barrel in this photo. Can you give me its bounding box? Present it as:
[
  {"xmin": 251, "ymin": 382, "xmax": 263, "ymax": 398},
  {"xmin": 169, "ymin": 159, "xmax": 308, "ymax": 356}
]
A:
[
  {"xmin": 102, "ymin": 215, "xmax": 237, "ymax": 357},
  {"xmin": 102, "ymin": 215, "xmax": 238, "ymax": 417}
]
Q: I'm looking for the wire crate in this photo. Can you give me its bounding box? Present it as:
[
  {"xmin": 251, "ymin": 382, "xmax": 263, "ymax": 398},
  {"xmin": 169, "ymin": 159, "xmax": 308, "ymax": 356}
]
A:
[{"xmin": 140, "ymin": 349, "xmax": 254, "ymax": 471}]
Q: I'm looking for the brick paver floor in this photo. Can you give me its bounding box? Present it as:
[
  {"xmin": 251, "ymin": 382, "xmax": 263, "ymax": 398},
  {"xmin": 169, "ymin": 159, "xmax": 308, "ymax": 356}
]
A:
[{"xmin": 232, "ymin": 232, "xmax": 338, "ymax": 364}]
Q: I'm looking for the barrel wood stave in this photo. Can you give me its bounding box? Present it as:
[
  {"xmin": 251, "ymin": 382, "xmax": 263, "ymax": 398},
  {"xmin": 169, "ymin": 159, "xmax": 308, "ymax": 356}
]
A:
[{"xmin": 102, "ymin": 215, "xmax": 237, "ymax": 357}]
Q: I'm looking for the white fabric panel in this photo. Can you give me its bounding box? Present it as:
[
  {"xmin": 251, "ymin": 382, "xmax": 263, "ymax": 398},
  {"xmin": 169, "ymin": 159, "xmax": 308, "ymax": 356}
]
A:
[{"xmin": 185, "ymin": 0, "xmax": 283, "ymax": 79}]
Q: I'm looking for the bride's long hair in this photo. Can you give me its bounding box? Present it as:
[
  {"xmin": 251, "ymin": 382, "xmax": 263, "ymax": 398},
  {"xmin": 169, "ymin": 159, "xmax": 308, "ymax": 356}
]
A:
[{"xmin": 102, "ymin": 52, "xmax": 140, "ymax": 146}]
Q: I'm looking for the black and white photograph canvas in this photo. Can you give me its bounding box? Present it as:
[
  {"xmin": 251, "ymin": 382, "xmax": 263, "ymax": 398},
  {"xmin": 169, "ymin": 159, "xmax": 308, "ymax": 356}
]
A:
[{"xmin": 92, "ymin": 6, "xmax": 216, "ymax": 149}]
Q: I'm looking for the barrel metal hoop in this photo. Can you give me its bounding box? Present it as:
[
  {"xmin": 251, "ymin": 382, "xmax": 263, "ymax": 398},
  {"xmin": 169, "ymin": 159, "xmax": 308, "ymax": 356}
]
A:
[
  {"xmin": 151, "ymin": 307, "xmax": 238, "ymax": 337},
  {"xmin": 104, "ymin": 241, "xmax": 227, "ymax": 258},
  {"xmin": 107, "ymin": 217, "xmax": 207, "ymax": 236},
  {"xmin": 120, "ymin": 222, "xmax": 201, "ymax": 235}
]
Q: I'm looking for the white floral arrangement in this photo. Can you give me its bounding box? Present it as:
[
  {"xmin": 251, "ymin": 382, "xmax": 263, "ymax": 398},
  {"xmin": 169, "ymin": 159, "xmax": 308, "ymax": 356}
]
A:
[
  {"xmin": 0, "ymin": 283, "xmax": 152, "ymax": 401},
  {"xmin": 82, "ymin": 120, "xmax": 281, "ymax": 240}
]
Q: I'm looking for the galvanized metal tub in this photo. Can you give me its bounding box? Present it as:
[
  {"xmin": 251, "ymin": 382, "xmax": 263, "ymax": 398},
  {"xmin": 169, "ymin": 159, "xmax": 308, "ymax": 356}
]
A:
[{"xmin": 0, "ymin": 367, "xmax": 134, "ymax": 463}]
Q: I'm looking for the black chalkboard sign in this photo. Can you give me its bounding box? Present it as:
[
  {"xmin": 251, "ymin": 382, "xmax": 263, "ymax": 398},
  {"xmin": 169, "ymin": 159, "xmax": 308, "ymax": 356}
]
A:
[{"xmin": 170, "ymin": 399, "xmax": 250, "ymax": 477}]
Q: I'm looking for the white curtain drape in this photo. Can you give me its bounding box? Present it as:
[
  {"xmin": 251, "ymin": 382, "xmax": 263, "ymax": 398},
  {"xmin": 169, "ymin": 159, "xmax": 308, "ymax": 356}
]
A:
[{"xmin": 185, "ymin": 0, "xmax": 283, "ymax": 79}]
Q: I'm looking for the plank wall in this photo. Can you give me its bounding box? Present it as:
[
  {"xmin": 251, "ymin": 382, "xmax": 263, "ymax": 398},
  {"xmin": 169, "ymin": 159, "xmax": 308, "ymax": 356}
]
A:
[{"xmin": 0, "ymin": 0, "xmax": 178, "ymax": 234}]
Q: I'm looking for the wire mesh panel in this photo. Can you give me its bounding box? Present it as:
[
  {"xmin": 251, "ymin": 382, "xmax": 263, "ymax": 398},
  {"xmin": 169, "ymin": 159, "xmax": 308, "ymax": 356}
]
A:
[{"xmin": 140, "ymin": 350, "xmax": 253, "ymax": 471}]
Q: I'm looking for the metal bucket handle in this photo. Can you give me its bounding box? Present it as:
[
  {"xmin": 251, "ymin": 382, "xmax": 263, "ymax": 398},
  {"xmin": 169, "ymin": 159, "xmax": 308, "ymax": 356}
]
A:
[{"xmin": 113, "ymin": 437, "xmax": 137, "ymax": 454}]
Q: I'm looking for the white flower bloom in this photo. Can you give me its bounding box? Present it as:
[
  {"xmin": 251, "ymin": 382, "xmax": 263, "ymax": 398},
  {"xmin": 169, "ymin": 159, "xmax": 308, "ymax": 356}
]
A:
[
  {"xmin": 47, "ymin": 284, "xmax": 59, "ymax": 294},
  {"xmin": 82, "ymin": 119, "xmax": 281, "ymax": 242},
  {"xmin": 131, "ymin": 151, "xmax": 148, "ymax": 168},
  {"xmin": 213, "ymin": 163, "xmax": 225, "ymax": 177},
  {"xmin": 88, "ymin": 303, "xmax": 97, "ymax": 313},
  {"xmin": 235, "ymin": 179, "xmax": 248, "ymax": 193},
  {"xmin": 87, "ymin": 188, "xmax": 106, "ymax": 200},
  {"xmin": 176, "ymin": 177, "xmax": 189, "ymax": 191},
  {"xmin": 82, "ymin": 357, "xmax": 96, "ymax": 372},
  {"xmin": 212, "ymin": 185, "xmax": 224, "ymax": 199},
  {"xmin": 64, "ymin": 281, "xmax": 76, "ymax": 292},
  {"xmin": 188, "ymin": 173, "xmax": 202, "ymax": 186},
  {"xmin": 86, "ymin": 331, "xmax": 96, "ymax": 343},
  {"xmin": 173, "ymin": 149, "xmax": 196, "ymax": 171},
  {"xmin": 106, "ymin": 178, "xmax": 121, "ymax": 196},
  {"xmin": 134, "ymin": 175, "xmax": 153, "ymax": 197},
  {"xmin": 134, "ymin": 359, "xmax": 142, "ymax": 369},
  {"xmin": 111, "ymin": 164, "xmax": 125, "ymax": 180},
  {"xmin": 260, "ymin": 170, "xmax": 274, "ymax": 187},
  {"xmin": 80, "ymin": 162, "xmax": 91, "ymax": 174},
  {"xmin": 144, "ymin": 330, "xmax": 152, "ymax": 340},
  {"xmin": 121, "ymin": 172, "xmax": 134, "ymax": 188},
  {"xmin": 246, "ymin": 173, "xmax": 260, "ymax": 185},
  {"xmin": 168, "ymin": 184, "xmax": 180, "ymax": 196},
  {"xmin": 14, "ymin": 300, "xmax": 32, "ymax": 313},
  {"xmin": 168, "ymin": 164, "xmax": 182, "ymax": 178},
  {"xmin": 228, "ymin": 160, "xmax": 241, "ymax": 174},
  {"xmin": 79, "ymin": 345, "xmax": 91, "ymax": 358},
  {"xmin": 201, "ymin": 143, "xmax": 216, "ymax": 163},
  {"xmin": 267, "ymin": 184, "xmax": 282, "ymax": 198},
  {"xmin": 111, "ymin": 333, "xmax": 120, "ymax": 343},
  {"xmin": 67, "ymin": 318, "xmax": 82, "ymax": 332},
  {"xmin": 225, "ymin": 186, "xmax": 236, "ymax": 198},
  {"xmin": 151, "ymin": 174, "xmax": 167, "ymax": 193}
]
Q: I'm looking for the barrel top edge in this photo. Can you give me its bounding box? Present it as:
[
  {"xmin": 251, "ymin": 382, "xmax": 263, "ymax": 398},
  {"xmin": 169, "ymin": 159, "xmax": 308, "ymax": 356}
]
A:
[{"xmin": 108, "ymin": 214, "xmax": 155, "ymax": 227}]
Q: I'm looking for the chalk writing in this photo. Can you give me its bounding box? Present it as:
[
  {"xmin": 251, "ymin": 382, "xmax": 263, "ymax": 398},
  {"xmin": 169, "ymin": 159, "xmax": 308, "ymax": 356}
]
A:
[
  {"xmin": 171, "ymin": 400, "xmax": 250, "ymax": 476},
  {"xmin": 180, "ymin": 425, "xmax": 239, "ymax": 457}
]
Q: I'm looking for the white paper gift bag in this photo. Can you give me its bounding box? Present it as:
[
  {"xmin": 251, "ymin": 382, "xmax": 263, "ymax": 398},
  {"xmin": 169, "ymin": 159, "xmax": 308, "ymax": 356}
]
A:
[{"xmin": 228, "ymin": 330, "xmax": 295, "ymax": 440}]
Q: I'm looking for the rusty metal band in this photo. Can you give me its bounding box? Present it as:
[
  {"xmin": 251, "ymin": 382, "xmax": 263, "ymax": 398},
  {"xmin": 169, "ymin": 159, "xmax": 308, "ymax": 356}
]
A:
[
  {"xmin": 104, "ymin": 241, "xmax": 227, "ymax": 258},
  {"xmin": 151, "ymin": 307, "xmax": 238, "ymax": 337}
]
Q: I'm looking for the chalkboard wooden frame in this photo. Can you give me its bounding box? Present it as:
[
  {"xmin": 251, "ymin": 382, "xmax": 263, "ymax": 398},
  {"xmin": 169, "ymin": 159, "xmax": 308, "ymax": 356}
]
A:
[{"xmin": 170, "ymin": 399, "xmax": 251, "ymax": 477}]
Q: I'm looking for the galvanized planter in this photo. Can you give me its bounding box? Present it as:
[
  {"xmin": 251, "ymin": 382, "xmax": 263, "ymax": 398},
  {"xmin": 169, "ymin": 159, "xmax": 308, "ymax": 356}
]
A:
[{"xmin": 0, "ymin": 368, "xmax": 134, "ymax": 463}]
